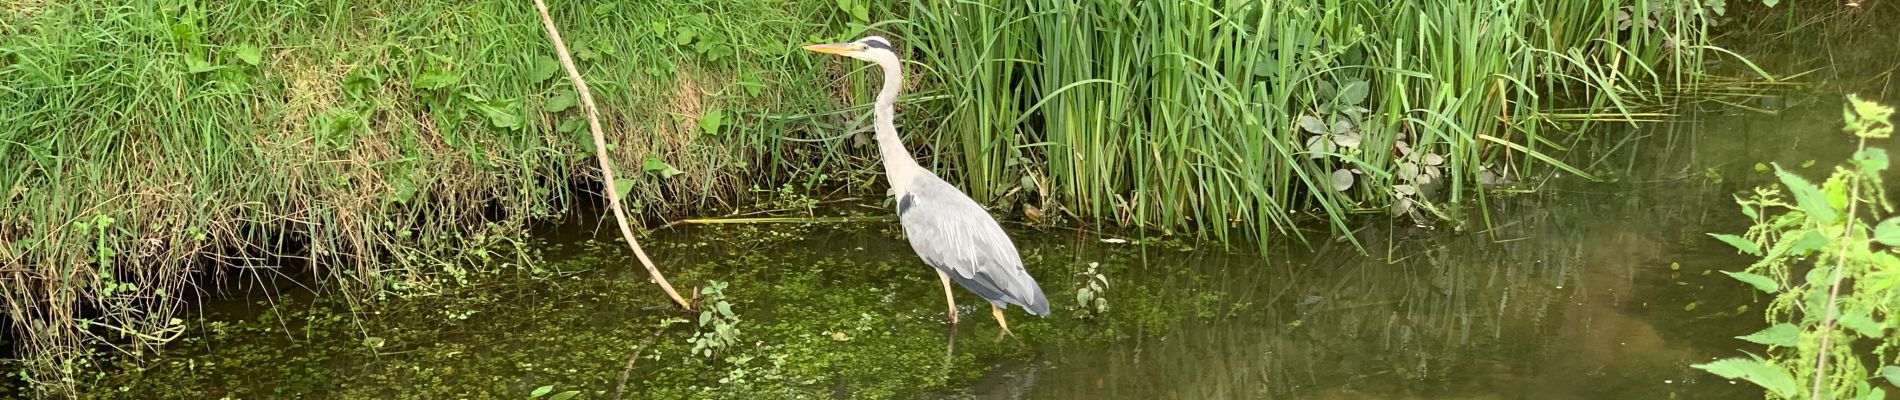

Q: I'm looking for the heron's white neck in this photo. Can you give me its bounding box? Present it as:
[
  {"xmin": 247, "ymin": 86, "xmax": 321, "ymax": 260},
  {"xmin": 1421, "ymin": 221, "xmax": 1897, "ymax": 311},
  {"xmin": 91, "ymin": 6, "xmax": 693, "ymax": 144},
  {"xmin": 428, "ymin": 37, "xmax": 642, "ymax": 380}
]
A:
[{"xmin": 872, "ymin": 57, "xmax": 922, "ymax": 193}]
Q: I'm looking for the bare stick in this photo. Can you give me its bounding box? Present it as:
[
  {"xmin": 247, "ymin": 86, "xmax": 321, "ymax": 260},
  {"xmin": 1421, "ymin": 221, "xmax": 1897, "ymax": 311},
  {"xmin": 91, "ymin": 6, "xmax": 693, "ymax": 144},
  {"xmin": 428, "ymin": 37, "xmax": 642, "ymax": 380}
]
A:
[
  {"xmin": 532, "ymin": 0, "xmax": 689, "ymax": 309},
  {"xmin": 613, "ymin": 322, "xmax": 671, "ymax": 400}
]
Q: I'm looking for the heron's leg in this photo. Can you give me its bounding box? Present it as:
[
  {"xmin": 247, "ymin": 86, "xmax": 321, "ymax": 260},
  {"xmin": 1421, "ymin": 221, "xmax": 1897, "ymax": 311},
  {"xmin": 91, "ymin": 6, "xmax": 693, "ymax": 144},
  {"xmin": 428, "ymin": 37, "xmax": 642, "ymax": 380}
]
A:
[
  {"xmin": 991, "ymin": 304, "xmax": 1015, "ymax": 341},
  {"xmin": 935, "ymin": 269, "xmax": 959, "ymax": 324}
]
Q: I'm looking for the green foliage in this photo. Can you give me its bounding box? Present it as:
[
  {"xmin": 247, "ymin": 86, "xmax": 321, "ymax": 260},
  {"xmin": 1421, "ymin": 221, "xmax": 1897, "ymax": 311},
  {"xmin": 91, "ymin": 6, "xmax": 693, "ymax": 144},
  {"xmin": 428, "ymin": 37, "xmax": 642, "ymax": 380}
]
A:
[
  {"xmin": 1698, "ymin": 355, "xmax": 1801, "ymax": 398},
  {"xmin": 0, "ymin": 0, "xmax": 852, "ymax": 392},
  {"xmin": 689, "ymin": 280, "xmax": 742, "ymax": 358},
  {"xmin": 1698, "ymin": 95, "xmax": 1899, "ymax": 399},
  {"xmin": 1073, "ymin": 262, "xmax": 1109, "ymax": 318},
  {"xmin": 527, "ymin": 384, "xmax": 578, "ymax": 400},
  {"xmin": 903, "ymin": 0, "xmax": 1720, "ymax": 251}
]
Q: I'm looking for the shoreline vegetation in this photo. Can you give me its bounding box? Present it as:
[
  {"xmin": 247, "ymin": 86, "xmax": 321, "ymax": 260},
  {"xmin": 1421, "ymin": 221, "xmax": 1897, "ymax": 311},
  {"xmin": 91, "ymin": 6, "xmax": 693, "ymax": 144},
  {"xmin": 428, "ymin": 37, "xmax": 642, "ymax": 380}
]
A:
[{"xmin": 2, "ymin": 0, "xmax": 1786, "ymax": 396}]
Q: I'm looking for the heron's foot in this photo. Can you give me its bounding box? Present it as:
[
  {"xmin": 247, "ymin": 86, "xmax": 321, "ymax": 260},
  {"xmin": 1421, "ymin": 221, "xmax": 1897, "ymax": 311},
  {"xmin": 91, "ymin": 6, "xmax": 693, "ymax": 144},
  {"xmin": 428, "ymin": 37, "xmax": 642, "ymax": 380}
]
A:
[{"xmin": 990, "ymin": 305, "xmax": 1019, "ymax": 343}]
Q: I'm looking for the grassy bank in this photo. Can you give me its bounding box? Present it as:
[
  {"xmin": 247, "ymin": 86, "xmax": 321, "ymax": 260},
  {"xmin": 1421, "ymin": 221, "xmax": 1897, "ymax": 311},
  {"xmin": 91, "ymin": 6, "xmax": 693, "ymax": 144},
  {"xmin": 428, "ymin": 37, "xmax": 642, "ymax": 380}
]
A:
[
  {"xmin": 1, "ymin": 0, "xmax": 858, "ymax": 392},
  {"xmin": 4, "ymin": 0, "xmax": 1738, "ymax": 395}
]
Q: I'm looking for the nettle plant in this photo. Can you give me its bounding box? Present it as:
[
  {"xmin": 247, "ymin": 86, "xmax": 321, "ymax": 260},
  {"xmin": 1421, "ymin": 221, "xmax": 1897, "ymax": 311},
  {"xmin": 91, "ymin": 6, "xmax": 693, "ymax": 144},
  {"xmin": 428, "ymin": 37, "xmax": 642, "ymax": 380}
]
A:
[
  {"xmin": 1074, "ymin": 262, "xmax": 1109, "ymax": 318},
  {"xmin": 689, "ymin": 280, "xmax": 742, "ymax": 358},
  {"xmin": 1697, "ymin": 95, "xmax": 1897, "ymax": 400}
]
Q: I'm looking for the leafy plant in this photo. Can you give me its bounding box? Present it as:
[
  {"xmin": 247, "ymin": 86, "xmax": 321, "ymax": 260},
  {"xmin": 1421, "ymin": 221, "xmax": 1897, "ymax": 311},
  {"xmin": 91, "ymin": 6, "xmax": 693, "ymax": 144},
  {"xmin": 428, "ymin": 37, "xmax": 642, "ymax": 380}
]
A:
[
  {"xmin": 1074, "ymin": 262, "xmax": 1109, "ymax": 318},
  {"xmin": 1697, "ymin": 94, "xmax": 1896, "ymax": 400},
  {"xmin": 689, "ymin": 280, "xmax": 741, "ymax": 358},
  {"xmin": 528, "ymin": 384, "xmax": 579, "ymax": 400}
]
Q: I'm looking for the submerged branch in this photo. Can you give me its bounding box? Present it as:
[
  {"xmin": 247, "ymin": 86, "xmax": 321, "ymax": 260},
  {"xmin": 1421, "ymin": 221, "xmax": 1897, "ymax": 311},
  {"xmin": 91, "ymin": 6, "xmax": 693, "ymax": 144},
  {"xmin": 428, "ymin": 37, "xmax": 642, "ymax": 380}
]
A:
[{"xmin": 530, "ymin": 0, "xmax": 690, "ymax": 309}]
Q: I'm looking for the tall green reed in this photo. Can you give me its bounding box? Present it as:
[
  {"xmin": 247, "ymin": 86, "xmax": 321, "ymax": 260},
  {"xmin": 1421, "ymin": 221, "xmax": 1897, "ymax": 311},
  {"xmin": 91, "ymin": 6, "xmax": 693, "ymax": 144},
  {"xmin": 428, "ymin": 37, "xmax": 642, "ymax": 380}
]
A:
[{"xmin": 903, "ymin": 0, "xmax": 1728, "ymax": 252}]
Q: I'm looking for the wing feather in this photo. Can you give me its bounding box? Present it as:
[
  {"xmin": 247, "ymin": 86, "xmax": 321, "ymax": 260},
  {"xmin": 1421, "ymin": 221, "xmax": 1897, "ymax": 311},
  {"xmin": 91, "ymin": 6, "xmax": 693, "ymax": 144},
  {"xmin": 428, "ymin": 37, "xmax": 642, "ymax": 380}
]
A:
[{"xmin": 896, "ymin": 175, "xmax": 1049, "ymax": 315}]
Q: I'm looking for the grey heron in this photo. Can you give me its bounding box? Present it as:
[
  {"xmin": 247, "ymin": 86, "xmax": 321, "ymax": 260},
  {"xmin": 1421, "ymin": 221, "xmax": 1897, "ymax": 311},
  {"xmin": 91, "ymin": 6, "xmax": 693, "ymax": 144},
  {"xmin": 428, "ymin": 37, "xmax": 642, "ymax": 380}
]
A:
[{"xmin": 803, "ymin": 36, "xmax": 1050, "ymax": 339}]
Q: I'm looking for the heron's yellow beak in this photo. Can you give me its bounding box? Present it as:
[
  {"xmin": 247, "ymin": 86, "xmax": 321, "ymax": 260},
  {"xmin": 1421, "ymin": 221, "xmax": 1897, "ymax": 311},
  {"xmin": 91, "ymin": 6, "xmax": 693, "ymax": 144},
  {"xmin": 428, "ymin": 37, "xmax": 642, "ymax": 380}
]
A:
[{"xmin": 802, "ymin": 43, "xmax": 857, "ymax": 56}]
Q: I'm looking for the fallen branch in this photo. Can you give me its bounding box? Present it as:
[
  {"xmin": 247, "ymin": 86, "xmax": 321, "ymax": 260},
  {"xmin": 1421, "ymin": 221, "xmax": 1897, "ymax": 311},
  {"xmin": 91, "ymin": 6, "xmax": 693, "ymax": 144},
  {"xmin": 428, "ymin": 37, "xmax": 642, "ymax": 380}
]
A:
[
  {"xmin": 677, "ymin": 216, "xmax": 894, "ymax": 225},
  {"xmin": 613, "ymin": 321, "xmax": 673, "ymax": 400},
  {"xmin": 531, "ymin": 0, "xmax": 689, "ymax": 309}
]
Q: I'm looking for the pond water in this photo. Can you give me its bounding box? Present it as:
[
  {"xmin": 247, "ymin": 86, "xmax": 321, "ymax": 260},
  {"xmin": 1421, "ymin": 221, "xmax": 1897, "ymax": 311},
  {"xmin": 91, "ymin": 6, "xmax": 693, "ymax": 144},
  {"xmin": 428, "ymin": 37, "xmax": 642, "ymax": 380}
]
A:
[{"xmin": 71, "ymin": 89, "xmax": 1884, "ymax": 400}]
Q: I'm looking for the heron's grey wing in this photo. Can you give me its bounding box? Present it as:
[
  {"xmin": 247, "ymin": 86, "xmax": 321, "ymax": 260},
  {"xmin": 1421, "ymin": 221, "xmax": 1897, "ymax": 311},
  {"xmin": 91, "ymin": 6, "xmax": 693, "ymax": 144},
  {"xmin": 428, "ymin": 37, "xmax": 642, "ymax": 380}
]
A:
[{"xmin": 896, "ymin": 175, "xmax": 1049, "ymax": 315}]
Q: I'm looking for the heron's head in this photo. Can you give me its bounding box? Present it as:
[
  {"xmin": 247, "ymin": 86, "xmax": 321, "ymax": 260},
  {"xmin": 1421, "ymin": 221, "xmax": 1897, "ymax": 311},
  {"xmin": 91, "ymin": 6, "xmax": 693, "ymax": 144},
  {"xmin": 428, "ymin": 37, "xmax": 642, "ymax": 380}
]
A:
[{"xmin": 801, "ymin": 36, "xmax": 898, "ymax": 64}]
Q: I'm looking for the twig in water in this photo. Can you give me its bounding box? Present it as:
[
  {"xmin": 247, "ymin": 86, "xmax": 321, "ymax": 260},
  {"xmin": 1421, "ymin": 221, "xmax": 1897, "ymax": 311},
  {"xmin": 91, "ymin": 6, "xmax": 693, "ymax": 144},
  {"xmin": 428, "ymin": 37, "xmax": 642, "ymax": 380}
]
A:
[
  {"xmin": 614, "ymin": 322, "xmax": 673, "ymax": 400},
  {"xmin": 531, "ymin": 0, "xmax": 689, "ymax": 309}
]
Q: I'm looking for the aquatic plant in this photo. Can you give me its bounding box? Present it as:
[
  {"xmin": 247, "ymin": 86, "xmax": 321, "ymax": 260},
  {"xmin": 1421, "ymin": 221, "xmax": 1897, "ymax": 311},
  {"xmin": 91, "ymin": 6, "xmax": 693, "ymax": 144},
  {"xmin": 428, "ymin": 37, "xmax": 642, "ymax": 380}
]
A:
[
  {"xmin": 1698, "ymin": 94, "xmax": 1896, "ymax": 399},
  {"xmin": 1074, "ymin": 262, "xmax": 1109, "ymax": 318},
  {"xmin": 688, "ymin": 280, "xmax": 742, "ymax": 358},
  {"xmin": 902, "ymin": 0, "xmax": 1737, "ymax": 252}
]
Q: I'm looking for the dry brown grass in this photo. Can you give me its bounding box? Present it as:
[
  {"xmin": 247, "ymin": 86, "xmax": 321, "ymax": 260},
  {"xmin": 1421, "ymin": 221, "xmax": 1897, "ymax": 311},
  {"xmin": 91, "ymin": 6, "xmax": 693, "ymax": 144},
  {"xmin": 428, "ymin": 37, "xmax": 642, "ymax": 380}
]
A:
[{"xmin": 2, "ymin": 0, "xmax": 43, "ymax": 19}]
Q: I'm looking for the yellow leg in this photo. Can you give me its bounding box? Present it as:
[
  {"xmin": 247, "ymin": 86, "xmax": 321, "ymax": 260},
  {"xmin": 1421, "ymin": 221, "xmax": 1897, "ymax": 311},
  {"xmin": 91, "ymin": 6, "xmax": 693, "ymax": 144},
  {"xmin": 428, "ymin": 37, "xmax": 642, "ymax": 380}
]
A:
[
  {"xmin": 936, "ymin": 269, "xmax": 959, "ymax": 324},
  {"xmin": 992, "ymin": 304, "xmax": 1016, "ymax": 341}
]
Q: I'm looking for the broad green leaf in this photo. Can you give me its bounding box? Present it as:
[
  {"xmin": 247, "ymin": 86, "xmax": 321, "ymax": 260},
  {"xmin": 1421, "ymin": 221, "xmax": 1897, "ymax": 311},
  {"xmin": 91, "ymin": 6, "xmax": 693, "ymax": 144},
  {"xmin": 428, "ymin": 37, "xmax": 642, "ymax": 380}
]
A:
[
  {"xmin": 1330, "ymin": 169, "xmax": 1354, "ymax": 191},
  {"xmin": 1857, "ymin": 387, "xmax": 1886, "ymax": 400},
  {"xmin": 530, "ymin": 56, "xmax": 560, "ymax": 82},
  {"xmin": 1692, "ymin": 357, "xmax": 1798, "ymax": 397},
  {"xmin": 1297, "ymin": 115, "xmax": 1328, "ymax": 134},
  {"xmin": 1708, "ymin": 233, "xmax": 1761, "ymax": 256},
  {"xmin": 1338, "ymin": 80, "xmax": 1369, "ymax": 105},
  {"xmin": 1881, "ymin": 365, "xmax": 1900, "ymax": 387},
  {"xmin": 612, "ymin": 178, "xmax": 634, "ymax": 200},
  {"xmin": 1761, "ymin": 0, "xmax": 1779, "ymax": 7},
  {"xmin": 1805, "ymin": 265, "xmax": 1834, "ymax": 287},
  {"xmin": 1854, "ymin": 148, "xmax": 1889, "ymax": 174},
  {"xmin": 1722, "ymin": 270, "xmax": 1779, "ymax": 293},
  {"xmin": 1775, "ymin": 166, "xmax": 1836, "ymax": 224},
  {"xmin": 1330, "ymin": 119, "xmax": 1352, "ymax": 135},
  {"xmin": 1838, "ymin": 312, "xmax": 1883, "ymax": 338},
  {"xmin": 388, "ymin": 176, "xmax": 415, "ymax": 204},
  {"xmin": 411, "ymin": 69, "xmax": 462, "ymax": 90},
  {"xmin": 475, "ymin": 103, "xmax": 521, "ymax": 129},
  {"xmin": 1825, "ymin": 177, "xmax": 1850, "ymax": 210},
  {"xmin": 531, "ymin": 385, "xmax": 554, "ymax": 398},
  {"xmin": 232, "ymin": 44, "xmax": 263, "ymax": 66},
  {"xmin": 184, "ymin": 54, "xmax": 222, "ymax": 74},
  {"xmin": 1789, "ymin": 230, "xmax": 1831, "ymax": 255},
  {"xmin": 1735, "ymin": 323, "xmax": 1799, "ymax": 347},
  {"xmin": 549, "ymin": 391, "xmax": 580, "ymax": 400},
  {"xmin": 699, "ymin": 109, "xmax": 726, "ymax": 136},
  {"xmin": 1875, "ymin": 217, "xmax": 1900, "ymax": 246},
  {"xmin": 559, "ymin": 118, "xmax": 585, "ymax": 135},
  {"xmin": 545, "ymin": 90, "xmax": 578, "ymax": 113},
  {"xmin": 643, "ymin": 156, "xmax": 684, "ymax": 179},
  {"xmin": 342, "ymin": 70, "xmax": 382, "ymax": 98}
]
